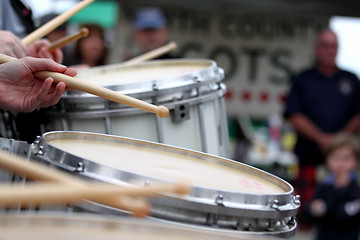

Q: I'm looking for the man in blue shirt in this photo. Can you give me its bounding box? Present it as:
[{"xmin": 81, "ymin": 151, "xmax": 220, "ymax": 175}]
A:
[{"xmin": 284, "ymin": 29, "xmax": 360, "ymax": 226}]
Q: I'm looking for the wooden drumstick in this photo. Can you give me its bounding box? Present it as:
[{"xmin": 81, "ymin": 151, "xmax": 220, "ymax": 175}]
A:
[
  {"xmin": 46, "ymin": 28, "xmax": 89, "ymax": 51},
  {"xmin": 0, "ymin": 183, "xmax": 150, "ymax": 211},
  {"xmin": 0, "ymin": 181, "xmax": 190, "ymax": 207},
  {"xmin": 0, "ymin": 150, "xmax": 149, "ymax": 216},
  {"xmin": 0, "ymin": 149, "xmax": 190, "ymax": 196},
  {"xmin": 22, "ymin": 0, "xmax": 95, "ymax": 46},
  {"xmin": 123, "ymin": 41, "xmax": 177, "ymax": 66},
  {"xmin": 0, "ymin": 150, "xmax": 190, "ymax": 216},
  {"xmin": 0, "ymin": 53, "xmax": 169, "ymax": 118}
]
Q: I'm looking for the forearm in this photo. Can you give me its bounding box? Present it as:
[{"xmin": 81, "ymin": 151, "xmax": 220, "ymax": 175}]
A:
[
  {"xmin": 341, "ymin": 114, "xmax": 360, "ymax": 133},
  {"xmin": 288, "ymin": 114, "xmax": 328, "ymax": 143}
]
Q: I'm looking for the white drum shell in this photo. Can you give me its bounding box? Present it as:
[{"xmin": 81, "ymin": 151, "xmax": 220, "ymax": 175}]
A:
[{"xmin": 44, "ymin": 59, "xmax": 229, "ymax": 158}]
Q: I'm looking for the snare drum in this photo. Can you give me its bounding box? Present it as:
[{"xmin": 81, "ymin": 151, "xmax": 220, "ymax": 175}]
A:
[
  {"xmin": 33, "ymin": 131, "xmax": 299, "ymax": 239},
  {"xmin": 0, "ymin": 212, "xmax": 274, "ymax": 240},
  {"xmin": 44, "ymin": 59, "xmax": 230, "ymax": 157}
]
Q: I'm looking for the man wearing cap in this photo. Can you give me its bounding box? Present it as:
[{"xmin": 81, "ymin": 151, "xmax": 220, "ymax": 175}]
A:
[{"xmin": 129, "ymin": 7, "xmax": 175, "ymax": 60}]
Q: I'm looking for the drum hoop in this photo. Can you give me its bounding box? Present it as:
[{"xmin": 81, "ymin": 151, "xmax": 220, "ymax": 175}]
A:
[
  {"xmin": 37, "ymin": 131, "xmax": 296, "ymax": 210},
  {"xmin": 46, "ymin": 84, "xmax": 226, "ymax": 119},
  {"xmin": 67, "ymin": 59, "xmax": 224, "ymax": 100},
  {"xmin": 151, "ymin": 217, "xmax": 297, "ymax": 239},
  {"xmin": 63, "ymin": 80, "xmax": 220, "ymax": 103}
]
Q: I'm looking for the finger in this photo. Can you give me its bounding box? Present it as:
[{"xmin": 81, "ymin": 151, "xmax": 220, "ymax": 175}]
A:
[
  {"xmin": 52, "ymin": 48, "xmax": 63, "ymax": 63},
  {"xmin": 37, "ymin": 77, "xmax": 53, "ymax": 104},
  {"xmin": 21, "ymin": 57, "xmax": 67, "ymax": 73},
  {"xmin": 24, "ymin": 77, "xmax": 53, "ymax": 112},
  {"xmin": 54, "ymin": 81, "xmax": 66, "ymax": 96},
  {"xmin": 33, "ymin": 39, "xmax": 51, "ymax": 49},
  {"xmin": 40, "ymin": 81, "xmax": 66, "ymax": 107},
  {"xmin": 63, "ymin": 67, "xmax": 77, "ymax": 77}
]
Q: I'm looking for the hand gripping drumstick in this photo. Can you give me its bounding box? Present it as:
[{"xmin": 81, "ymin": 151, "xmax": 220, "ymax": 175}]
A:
[
  {"xmin": 46, "ymin": 28, "xmax": 89, "ymax": 51},
  {"xmin": 22, "ymin": 0, "xmax": 95, "ymax": 46},
  {"xmin": 0, "ymin": 54, "xmax": 169, "ymax": 118},
  {"xmin": 123, "ymin": 41, "xmax": 177, "ymax": 66}
]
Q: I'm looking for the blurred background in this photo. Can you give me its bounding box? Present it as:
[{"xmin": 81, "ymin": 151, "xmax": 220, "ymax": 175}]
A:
[{"xmin": 20, "ymin": 1, "xmax": 360, "ymax": 238}]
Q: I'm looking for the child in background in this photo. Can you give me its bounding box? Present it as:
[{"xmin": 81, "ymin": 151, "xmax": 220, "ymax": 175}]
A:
[{"xmin": 304, "ymin": 134, "xmax": 360, "ymax": 240}]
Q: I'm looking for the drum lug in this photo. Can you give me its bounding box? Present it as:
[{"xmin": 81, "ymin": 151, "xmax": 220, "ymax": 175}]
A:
[
  {"xmin": 236, "ymin": 219, "xmax": 252, "ymax": 231},
  {"xmin": 288, "ymin": 216, "xmax": 296, "ymax": 225},
  {"xmin": 214, "ymin": 67, "xmax": 225, "ymax": 80},
  {"xmin": 215, "ymin": 194, "xmax": 225, "ymax": 206},
  {"xmin": 266, "ymin": 219, "xmax": 278, "ymax": 231},
  {"xmin": 152, "ymin": 83, "xmax": 158, "ymax": 91},
  {"xmin": 193, "ymin": 76, "xmax": 200, "ymax": 83},
  {"xmin": 171, "ymin": 103, "xmax": 190, "ymax": 122},
  {"xmin": 270, "ymin": 199, "xmax": 279, "ymax": 211},
  {"xmin": 31, "ymin": 136, "xmax": 44, "ymax": 156},
  {"xmin": 206, "ymin": 213, "xmax": 219, "ymax": 227},
  {"xmin": 205, "ymin": 194, "xmax": 225, "ymax": 227},
  {"xmin": 74, "ymin": 162, "xmax": 85, "ymax": 173},
  {"xmin": 293, "ymin": 195, "xmax": 301, "ymax": 206}
]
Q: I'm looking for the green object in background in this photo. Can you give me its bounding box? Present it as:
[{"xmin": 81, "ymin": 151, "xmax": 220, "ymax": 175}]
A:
[{"xmin": 69, "ymin": 1, "xmax": 119, "ymax": 28}]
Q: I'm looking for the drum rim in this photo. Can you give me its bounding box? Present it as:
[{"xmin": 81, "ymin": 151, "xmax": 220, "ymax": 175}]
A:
[
  {"xmin": 63, "ymin": 59, "xmax": 224, "ymax": 102},
  {"xmin": 36, "ymin": 131, "xmax": 297, "ymax": 209}
]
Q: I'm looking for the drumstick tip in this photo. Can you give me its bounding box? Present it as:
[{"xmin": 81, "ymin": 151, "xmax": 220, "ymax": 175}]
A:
[
  {"xmin": 80, "ymin": 27, "xmax": 89, "ymax": 37},
  {"xmin": 131, "ymin": 203, "xmax": 151, "ymax": 218},
  {"xmin": 157, "ymin": 106, "xmax": 169, "ymax": 118},
  {"xmin": 168, "ymin": 41, "xmax": 177, "ymax": 51},
  {"xmin": 173, "ymin": 181, "xmax": 191, "ymax": 195}
]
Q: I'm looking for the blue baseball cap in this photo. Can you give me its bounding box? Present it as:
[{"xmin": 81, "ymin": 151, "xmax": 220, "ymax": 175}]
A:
[{"xmin": 134, "ymin": 7, "xmax": 166, "ymax": 30}]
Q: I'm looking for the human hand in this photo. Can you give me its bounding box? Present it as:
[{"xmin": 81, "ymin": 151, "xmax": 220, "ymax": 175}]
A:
[
  {"xmin": 0, "ymin": 57, "xmax": 77, "ymax": 112},
  {"xmin": 316, "ymin": 133, "xmax": 334, "ymax": 149},
  {"xmin": 0, "ymin": 31, "xmax": 26, "ymax": 58},
  {"xmin": 26, "ymin": 39, "xmax": 63, "ymax": 63},
  {"xmin": 310, "ymin": 199, "xmax": 327, "ymax": 217}
]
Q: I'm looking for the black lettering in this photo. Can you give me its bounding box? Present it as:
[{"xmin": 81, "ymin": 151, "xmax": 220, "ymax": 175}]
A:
[
  {"xmin": 242, "ymin": 47, "xmax": 266, "ymax": 81},
  {"xmin": 269, "ymin": 49, "xmax": 293, "ymax": 85}
]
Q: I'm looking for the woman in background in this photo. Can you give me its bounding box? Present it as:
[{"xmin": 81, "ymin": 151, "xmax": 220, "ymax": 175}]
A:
[{"xmin": 71, "ymin": 24, "xmax": 108, "ymax": 70}]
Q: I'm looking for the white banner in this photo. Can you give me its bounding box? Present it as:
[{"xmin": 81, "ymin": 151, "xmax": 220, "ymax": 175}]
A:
[{"xmin": 112, "ymin": 6, "xmax": 329, "ymax": 118}]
